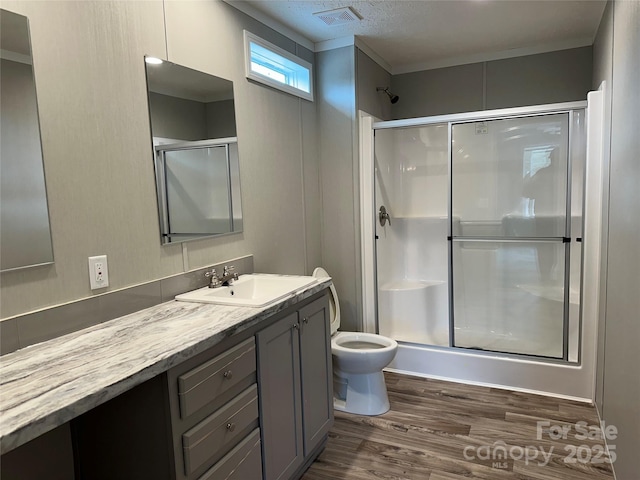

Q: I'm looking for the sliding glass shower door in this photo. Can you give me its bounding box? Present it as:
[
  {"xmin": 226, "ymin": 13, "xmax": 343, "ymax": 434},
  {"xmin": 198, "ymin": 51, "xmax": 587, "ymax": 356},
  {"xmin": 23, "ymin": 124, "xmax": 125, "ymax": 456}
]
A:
[
  {"xmin": 450, "ymin": 113, "xmax": 574, "ymax": 358},
  {"xmin": 371, "ymin": 105, "xmax": 585, "ymax": 361}
]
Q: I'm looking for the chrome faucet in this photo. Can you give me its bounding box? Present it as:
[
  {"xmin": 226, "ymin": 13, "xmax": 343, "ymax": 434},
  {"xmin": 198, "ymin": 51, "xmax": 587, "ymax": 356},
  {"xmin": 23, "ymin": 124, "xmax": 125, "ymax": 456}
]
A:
[
  {"xmin": 219, "ymin": 265, "xmax": 239, "ymax": 286},
  {"xmin": 204, "ymin": 265, "xmax": 238, "ymax": 288}
]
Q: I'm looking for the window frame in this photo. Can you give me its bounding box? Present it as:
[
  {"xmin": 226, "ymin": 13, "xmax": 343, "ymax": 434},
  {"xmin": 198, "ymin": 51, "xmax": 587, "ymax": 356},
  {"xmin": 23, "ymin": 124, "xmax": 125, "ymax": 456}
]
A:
[{"xmin": 243, "ymin": 30, "xmax": 314, "ymax": 102}]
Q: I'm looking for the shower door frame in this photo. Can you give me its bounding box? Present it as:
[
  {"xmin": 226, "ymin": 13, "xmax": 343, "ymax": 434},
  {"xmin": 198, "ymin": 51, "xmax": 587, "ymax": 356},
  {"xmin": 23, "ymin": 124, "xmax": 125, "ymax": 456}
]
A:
[
  {"xmin": 449, "ymin": 111, "xmax": 576, "ymax": 361},
  {"xmin": 366, "ymin": 100, "xmax": 587, "ymax": 365}
]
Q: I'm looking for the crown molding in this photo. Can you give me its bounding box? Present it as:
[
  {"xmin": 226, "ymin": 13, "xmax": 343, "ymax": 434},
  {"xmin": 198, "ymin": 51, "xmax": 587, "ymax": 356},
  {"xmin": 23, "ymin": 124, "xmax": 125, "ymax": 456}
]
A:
[
  {"xmin": 223, "ymin": 1, "xmax": 314, "ymax": 51},
  {"xmin": 392, "ymin": 37, "xmax": 594, "ymax": 74}
]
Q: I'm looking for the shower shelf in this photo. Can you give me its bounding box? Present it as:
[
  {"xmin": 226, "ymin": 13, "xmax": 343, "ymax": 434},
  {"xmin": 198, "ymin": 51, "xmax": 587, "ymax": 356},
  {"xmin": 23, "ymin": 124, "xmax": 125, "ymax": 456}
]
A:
[{"xmin": 379, "ymin": 279, "xmax": 445, "ymax": 291}]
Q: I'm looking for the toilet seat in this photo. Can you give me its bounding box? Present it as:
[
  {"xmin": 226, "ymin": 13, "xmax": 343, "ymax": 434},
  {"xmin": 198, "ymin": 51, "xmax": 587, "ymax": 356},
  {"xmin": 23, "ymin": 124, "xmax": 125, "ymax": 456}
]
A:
[
  {"xmin": 332, "ymin": 332, "xmax": 396, "ymax": 353},
  {"xmin": 312, "ymin": 267, "xmax": 341, "ymax": 334},
  {"xmin": 331, "ymin": 331, "xmax": 398, "ymax": 377}
]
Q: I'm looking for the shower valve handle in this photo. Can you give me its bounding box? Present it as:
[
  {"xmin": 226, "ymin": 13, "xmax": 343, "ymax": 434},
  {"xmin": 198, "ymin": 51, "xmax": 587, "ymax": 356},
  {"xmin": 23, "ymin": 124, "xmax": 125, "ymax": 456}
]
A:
[{"xmin": 379, "ymin": 205, "xmax": 391, "ymax": 226}]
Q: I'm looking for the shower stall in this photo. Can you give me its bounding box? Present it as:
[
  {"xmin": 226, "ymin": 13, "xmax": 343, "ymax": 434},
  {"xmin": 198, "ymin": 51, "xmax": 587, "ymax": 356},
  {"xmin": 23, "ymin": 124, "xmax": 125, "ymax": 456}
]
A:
[{"xmin": 360, "ymin": 99, "xmax": 604, "ymax": 400}]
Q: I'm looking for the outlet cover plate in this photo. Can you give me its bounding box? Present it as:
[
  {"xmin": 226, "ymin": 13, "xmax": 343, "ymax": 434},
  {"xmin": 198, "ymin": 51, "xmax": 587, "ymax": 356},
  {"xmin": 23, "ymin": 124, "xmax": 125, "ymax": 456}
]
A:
[{"xmin": 88, "ymin": 255, "xmax": 109, "ymax": 290}]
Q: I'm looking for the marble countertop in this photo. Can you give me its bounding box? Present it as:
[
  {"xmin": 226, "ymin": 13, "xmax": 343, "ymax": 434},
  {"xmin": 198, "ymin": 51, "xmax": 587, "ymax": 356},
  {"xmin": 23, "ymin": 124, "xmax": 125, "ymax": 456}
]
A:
[{"xmin": 0, "ymin": 274, "xmax": 331, "ymax": 454}]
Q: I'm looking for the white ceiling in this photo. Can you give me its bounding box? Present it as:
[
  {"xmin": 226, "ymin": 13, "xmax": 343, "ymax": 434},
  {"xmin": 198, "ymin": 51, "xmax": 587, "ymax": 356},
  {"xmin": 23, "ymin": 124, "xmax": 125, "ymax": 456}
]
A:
[{"xmin": 226, "ymin": 0, "xmax": 607, "ymax": 74}]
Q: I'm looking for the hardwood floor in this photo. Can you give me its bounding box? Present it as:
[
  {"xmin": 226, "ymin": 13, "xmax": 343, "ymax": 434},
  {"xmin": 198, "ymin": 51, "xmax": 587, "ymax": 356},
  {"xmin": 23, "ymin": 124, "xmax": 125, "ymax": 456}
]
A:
[{"xmin": 302, "ymin": 372, "xmax": 614, "ymax": 480}]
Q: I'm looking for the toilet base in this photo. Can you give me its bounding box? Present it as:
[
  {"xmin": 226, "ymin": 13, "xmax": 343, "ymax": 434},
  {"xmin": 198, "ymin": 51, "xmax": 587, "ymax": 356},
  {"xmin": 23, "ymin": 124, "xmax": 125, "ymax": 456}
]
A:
[{"xmin": 333, "ymin": 369, "xmax": 390, "ymax": 416}]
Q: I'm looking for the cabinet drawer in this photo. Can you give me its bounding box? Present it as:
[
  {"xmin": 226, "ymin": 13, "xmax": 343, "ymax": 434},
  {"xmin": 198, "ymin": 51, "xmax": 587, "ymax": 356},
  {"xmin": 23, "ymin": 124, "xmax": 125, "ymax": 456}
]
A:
[
  {"xmin": 178, "ymin": 337, "xmax": 256, "ymax": 418},
  {"xmin": 198, "ymin": 428, "xmax": 262, "ymax": 480},
  {"xmin": 182, "ymin": 385, "xmax": 259, "ymax": 476}
]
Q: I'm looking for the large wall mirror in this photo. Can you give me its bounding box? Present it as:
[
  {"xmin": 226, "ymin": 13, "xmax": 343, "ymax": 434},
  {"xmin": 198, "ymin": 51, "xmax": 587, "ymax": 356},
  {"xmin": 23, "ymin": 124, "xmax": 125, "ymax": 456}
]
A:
[
  {"xmin": 145, "ymin": 58, "xmax": 242, "ymax": 244},
  {"xmin": 0, "ymin": 9, "xmax": 54, "ymax": 272}
]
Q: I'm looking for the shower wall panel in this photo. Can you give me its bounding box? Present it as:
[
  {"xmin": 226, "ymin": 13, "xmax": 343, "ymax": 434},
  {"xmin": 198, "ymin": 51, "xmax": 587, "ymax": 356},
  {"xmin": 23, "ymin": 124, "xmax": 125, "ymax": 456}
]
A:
[{"xmin": 374, "ymin": 125, "xmax": 449, "ymax": 346}]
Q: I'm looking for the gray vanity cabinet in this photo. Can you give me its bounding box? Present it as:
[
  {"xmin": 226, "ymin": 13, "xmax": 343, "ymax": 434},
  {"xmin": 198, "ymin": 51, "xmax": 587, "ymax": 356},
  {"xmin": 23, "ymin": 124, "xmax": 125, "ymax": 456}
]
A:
[
  {"xmin": 298, "ymin": 298, "xmax": 333, "ymax": 454},
  {"xmin": 166, "ymin": 337, "xmax": 261, "ymax": 480},
  {"xmin": 73, "ymin": 334, "xmax": 262, "ymax": 480},
  {"xmin": 68, "ymin": 289, "xmax": 332, "ymax": 480},
  {"xmin": 257, "ymin": 295, "xmax": 333, "ymax": 480}
]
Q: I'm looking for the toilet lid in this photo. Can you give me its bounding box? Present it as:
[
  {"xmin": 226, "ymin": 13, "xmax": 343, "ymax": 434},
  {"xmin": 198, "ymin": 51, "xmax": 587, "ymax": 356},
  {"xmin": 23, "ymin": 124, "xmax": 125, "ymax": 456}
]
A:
[{"xmin": 313, "ymin": 267, "xmax": 340, "ymax": 333}]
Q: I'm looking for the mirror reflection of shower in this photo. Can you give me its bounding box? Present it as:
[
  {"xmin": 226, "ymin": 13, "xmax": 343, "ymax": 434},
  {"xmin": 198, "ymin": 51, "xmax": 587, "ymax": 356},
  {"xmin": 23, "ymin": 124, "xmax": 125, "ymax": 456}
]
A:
[{"xmin": 144, "ymin": 57, "xmax": 243, "ymax": 245}]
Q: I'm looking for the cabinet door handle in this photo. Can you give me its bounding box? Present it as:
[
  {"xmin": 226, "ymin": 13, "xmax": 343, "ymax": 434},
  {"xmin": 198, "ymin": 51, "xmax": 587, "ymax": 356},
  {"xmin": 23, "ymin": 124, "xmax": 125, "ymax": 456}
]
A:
[
  {"xmin": 223, "ymin": 370, "xmax": 233, "ymax": 379},
  {"xmin": 292, "ymin": 323, "xmax": 299, "ymax": 330},
  {"xmin": 302, "ymin": 317, "xmax": 309, "ymax": 324},
  {"xmin": 226, "ymin": 422, "xmax": 236, "ymax": 432}
]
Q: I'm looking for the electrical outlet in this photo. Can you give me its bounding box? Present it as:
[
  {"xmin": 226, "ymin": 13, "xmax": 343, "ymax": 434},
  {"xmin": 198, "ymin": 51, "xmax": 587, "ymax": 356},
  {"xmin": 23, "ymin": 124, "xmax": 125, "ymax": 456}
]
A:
[{"xmin": 88, "ymin": 255, "xmax": 109, "ymax": 290}]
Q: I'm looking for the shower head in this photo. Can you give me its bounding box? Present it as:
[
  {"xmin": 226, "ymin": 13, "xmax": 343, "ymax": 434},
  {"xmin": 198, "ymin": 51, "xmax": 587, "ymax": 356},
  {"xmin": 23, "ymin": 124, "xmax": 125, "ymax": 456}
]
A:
[{"xmin": 377, "ymin": 87, "xmax": 399, "ymax": 104}]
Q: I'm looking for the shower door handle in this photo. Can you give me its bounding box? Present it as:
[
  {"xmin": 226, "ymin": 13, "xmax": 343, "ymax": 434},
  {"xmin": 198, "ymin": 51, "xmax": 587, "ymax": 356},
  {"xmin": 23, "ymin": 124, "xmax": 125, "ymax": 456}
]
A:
[{"xmin": 379, "ymin": 206, "xmax": 391, "ymax": 226}]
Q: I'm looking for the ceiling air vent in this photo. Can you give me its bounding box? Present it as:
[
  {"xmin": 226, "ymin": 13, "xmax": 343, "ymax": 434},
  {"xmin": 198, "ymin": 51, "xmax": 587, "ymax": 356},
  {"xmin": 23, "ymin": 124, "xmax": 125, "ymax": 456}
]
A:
[{"xmin": 313, "ymin": 6, "xmax": 361, "ymax": 26}]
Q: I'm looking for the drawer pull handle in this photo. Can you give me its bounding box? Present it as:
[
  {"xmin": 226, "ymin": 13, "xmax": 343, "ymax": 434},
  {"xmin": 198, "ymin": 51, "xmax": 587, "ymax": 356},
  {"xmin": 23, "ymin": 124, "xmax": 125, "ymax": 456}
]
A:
[
  {"xmin": 223, "ymin": 370, "xmax": 233, "ymax": 380},
  {"xmin": 226, "ymin": 422, "xmax": 236, "ymax": 432}
]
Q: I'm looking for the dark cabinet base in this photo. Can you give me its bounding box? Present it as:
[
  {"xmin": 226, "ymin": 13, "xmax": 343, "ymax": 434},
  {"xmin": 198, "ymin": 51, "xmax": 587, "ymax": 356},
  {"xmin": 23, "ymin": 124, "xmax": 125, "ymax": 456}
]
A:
[
  {"xmin": 1, "ymin": 424, "xmax": 75, "ymax": 480},
  {"xmin": 72, "ymin": 374, "xmax": 174, "ymax": 480}
]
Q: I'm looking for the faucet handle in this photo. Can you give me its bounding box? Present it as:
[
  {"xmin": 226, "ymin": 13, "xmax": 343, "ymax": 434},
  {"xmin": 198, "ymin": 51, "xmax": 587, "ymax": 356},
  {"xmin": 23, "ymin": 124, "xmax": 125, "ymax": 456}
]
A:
[
  {"xmin": 205, "ymin": 269, "xmax": 222, "ymax": 288},
  {"xmin": 224, "ymin": 265, "xmax": 235, "ymax": 275},
  {"xmin": 205, "ymin": 268, "xmax": 218, "ymax": 278}
]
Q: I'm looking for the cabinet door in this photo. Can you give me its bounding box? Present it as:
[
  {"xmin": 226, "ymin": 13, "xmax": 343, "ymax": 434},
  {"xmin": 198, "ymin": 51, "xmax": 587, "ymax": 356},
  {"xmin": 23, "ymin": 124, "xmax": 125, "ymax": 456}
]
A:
[
  {"xmin": 299, "ymin": 297, "xmax": 333, "ymax": 456},
  {"xmin": 257, "ymin": 312, "xmax": 304, "ymax": 480}
]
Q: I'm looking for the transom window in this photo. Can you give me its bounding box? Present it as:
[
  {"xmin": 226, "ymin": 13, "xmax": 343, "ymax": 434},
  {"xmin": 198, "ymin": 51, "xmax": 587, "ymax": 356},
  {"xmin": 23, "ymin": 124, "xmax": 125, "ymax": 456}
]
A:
[{"xmin": 244, "ymin": 30, "xmax": 313, "ymax": 101}]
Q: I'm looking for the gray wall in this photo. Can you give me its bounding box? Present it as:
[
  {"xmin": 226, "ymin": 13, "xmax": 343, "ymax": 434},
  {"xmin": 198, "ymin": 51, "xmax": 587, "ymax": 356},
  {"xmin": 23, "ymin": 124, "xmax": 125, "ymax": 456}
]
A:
[
  {"xmin": 205, "ymin": 99, "xmax": 237, "ymax": 138},
  {"xmin": 592, "ymin": 0, "xmax": 614, "ymax": 420},
  {"xmin": 149, "ymin": 92, "xmax": 207, "ymax": 141},
  {"xmin": 592, "ymin": 1, "xmax": 640, "ymax": 478},
  {"xmin": 316, "ymin": 46, "xmax": 394, "ymax": 333},
  {"xmin": 148, "ymin": 94, "xmax": 237, "ymax": 140},
  {"xmin": 392, "ymin": 62, "xmax": 484, "ymax": 118},
  {"xmin": 356, "ymin": 48, "xmax": 392, "ymax": 121},
  {"xmin": 0, "ymin": 0, "xmax": 321, "ymax": 320},
  {"xmin": 391, "ymin": 47, "xmax": 593, "ymax": 118},
  {"xmin": 316, "ymin": 46, "xmax": 359, "ymax": 331}
]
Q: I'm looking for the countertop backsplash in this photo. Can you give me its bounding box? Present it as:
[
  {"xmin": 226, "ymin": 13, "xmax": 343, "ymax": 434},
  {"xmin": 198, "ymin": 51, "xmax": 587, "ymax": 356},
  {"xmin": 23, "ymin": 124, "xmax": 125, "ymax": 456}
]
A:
[{"xmin": 0, "ymin": 255, "xmax": 254, "ymax": 355}]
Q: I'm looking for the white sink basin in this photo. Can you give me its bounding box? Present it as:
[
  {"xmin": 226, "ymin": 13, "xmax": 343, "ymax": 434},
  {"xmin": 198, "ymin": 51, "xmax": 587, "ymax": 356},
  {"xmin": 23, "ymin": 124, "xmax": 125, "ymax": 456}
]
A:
[{"xmin": 175, "ymin": 274, "xmax": 318, "ymax": 307}]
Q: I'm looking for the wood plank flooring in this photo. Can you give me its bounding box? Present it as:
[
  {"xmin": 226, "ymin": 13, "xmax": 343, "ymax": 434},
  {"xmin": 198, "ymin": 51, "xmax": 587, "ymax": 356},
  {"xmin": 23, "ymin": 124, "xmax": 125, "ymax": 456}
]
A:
[{"xmin": 302, "ymin": 372, "xmax": 614, "ymax": 480}]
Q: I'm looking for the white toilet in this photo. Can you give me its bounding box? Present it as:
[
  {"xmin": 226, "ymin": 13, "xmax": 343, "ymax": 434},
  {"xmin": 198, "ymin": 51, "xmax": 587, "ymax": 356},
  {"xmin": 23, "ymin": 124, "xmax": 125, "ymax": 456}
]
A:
[{"xmin": 313, "ymin": 267, "xmax": 398, "ymax": 416}]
